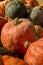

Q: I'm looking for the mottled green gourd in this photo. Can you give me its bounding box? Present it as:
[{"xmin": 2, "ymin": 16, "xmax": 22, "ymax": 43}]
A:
[
  {"xmin": 30, "ymin": 6, "xmax": 43, "ymax": 26},
  {"xmin": 5, "ymin": 0, "xmax": 27, "ymax": 19}
]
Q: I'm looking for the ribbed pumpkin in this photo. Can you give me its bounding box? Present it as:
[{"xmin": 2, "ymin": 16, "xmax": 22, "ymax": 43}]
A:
[
  {"xmin": 1, "ymin": 18, "xmax": 37, "ymax": 55},
  {"xmin": 34, "ymin": 25, "xmax": 43, "ymax": 38},
  {"xmin": 24, "ymin": 38, "xmax": 43, "ymax": 65},
  {"xmin": 30, "ymin": 6, "xmax": 43, "ymax": 26},
  {"xmin": 5, "ymin": 0, "xmax": 27, "ymax": 19},
  {"xmin": 0, "ymin": 55, "xmax": 28, "ymax": 65}
]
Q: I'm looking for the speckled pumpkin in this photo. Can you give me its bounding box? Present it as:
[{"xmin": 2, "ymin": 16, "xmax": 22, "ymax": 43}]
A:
[
  {"xmin": 0, "ymin": 55, "xmax": 28, "ymax": 65},
  {"xmin": 30, "ymin": 6, "xmax": 43, "ymax": 26},
  {"xmin": 24, "ymin": 38, "xmax": 43, "ymax": 65},
  {"xmin": 5, "ymin": 0, "xmax": 27, "ymax": 19},
  {"xmin": 1, "ymin": 18, "xmax": 37, "ymax": 55}
]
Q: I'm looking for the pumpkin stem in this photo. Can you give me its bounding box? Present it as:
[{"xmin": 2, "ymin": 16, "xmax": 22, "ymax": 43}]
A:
[
  {"xmin": 13, "ymin": 18, "xmax": 20, "ymax": 25},
  {"xmin": 24, "ymin": 41, "xmax": 31, "ymax": 48}
]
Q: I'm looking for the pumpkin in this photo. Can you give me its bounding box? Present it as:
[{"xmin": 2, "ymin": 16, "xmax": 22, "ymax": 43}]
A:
[
  {"xmin": 0, "ymin": 1, "xmax": 5, "ymax": 17},
  {"xmin": 34, "ymin": 25, "xmax": 43, "ymax": 38},
  {"xmin": 0, "ymin": 55, "xmax": 28, "ymax": 65},
  {"xmin": 0, "ymin": 17, "xmax": 8, "ymax": 35},
  {"xmin": 1, "ymin": 18, "xmax": 37, "ymax": 55},
  {"xmin": 24, "ymin": 38, "xmax": 43, "ymax": 65},
  {"xmin": 5, "ymin": 0, "xmax": 27, "ymax": 19},
  {"xmin": 20, "ymin": 0, "xmax": 39, "ymax": 9},
  {"xmin": 30, "ymin": 6, "xmax": 43, "ymax": 26},
  {"xmin": 5, "ymin": 0, "xmax": 11, "ymax": 3},
  {"xmin": 40, "ymin": 4, "xmax": 43, "ymax": 7},
  {"xmin": 0, "ymin": 0, "xmax": 10, "ymax": 17}
]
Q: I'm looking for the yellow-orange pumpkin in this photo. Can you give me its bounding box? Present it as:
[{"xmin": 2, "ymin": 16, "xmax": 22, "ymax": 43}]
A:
[{"xmin": 1, "ymin": 18, "xmax": 37, "ymax": 54}]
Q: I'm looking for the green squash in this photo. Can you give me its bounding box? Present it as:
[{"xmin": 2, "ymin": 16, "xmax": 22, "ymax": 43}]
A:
[
  {"xmin": 5, "ymin": 0, "xmax": 27, "ymax": 19},
  {"xmin": 30, "ymin": 6, "xmax": 43, "ymax": 26}
]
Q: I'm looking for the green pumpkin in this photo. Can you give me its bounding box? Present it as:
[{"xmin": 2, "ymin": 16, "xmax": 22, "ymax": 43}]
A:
[
  {"xmin": 5, "ymin": 0, "xmax": 27, "ymax": 19},
  {"xmin": 30, "ymin": 6, "xmax": 43, "ymax": 26}
]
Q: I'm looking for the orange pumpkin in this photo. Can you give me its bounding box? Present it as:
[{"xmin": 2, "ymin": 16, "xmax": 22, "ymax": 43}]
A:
[
  {"xmin": 40, "ymin": 4, "xmax": 43, "ymax": 7},
  {"xmin": 24, "ymin": 38, "xmax": 43, "ymax": 65},
  {"xmin": 20, "ymin": 0, "xmax": 39, "ymax": 8},
  {"xmin": 0, "ymin": 55, "xmax": 28, "ymax": 65},
  {"xmin": 34, "ymin": 25, "xmax": 43, "ymax": 38},
  {"xmin": 0, "ymin": 1, "xmax": 5, "ymax": 17},
  {"xmin": 0, "ymin": 0, "xmax": 11, "ymax": 17},
  {"xmin": 1, "ymin": 18, "xmax": 37, "ymax": 55}
]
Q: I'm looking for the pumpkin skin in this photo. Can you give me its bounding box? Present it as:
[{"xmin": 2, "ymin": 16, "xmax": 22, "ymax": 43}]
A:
[
  {"xmin": 1, "ymin": 18, "xmax": 36, "ymax": 55},
  {"xmin": 0, "ymin": 55, "xmax": 28, "ymax": 65},
  {"xmin": 0, "ymin": 1, "xmax": 5, "ymax": 17},
  {"xmin": 24, "ymin": 38, "xmax": 43, "ymax": 65},
  {"xmin": 20, "ymin": 0, "xmax": 39, "ymax": 8},
  {"xmin": 0, "ymin": 0, "xmax": 11, "ymax": 17},
  {"xmin": 5, "ymin": 0, "xmax": 27, "ymax": 19},
  {"xmin": 40, "ymin": 4, "xmax": 43, "ymax": 7},
  {"xmin": 0, "ymin": 17, "xmax": 8, "ymax": 35},
  {"xmin": 30, "ymin": 6, "xmax": 43, "ymax": 26},
  {"xmin": 34, "ymin": 25, "xmax": 43, "ymax": 38}
]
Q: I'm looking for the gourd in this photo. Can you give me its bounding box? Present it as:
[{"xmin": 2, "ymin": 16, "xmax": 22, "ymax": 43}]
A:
[
  {"xmin": 24, "ymin": 38, "xmax": 43, "ymax": 65},
  {"xmin": 1, "ymin": 18, "xmax": 37, "ymax": 55},
  {"xmin": 5, "ymin": 0, "xmax": 27, "ymax": 19},
  {"xmin": 30, "ymin": 6, "xmax": 43, "ymax": 26}
]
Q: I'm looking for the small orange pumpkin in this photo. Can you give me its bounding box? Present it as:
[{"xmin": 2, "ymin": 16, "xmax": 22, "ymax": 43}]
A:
[
  {"xmin": 24, "ymin": 38, "xmax": 43, "ymax": 65},
  {"xmin": 0, "ymin": 55, "xmax": 28, "ymax": 65},
  {"xmin": 1, "ymin": 18, "xmax": 37, "ymax": 54}
]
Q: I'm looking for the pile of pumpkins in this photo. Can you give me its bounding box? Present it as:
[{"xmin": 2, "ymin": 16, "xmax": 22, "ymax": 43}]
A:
[{"xmin": 0, "ymin": 0, "xmax": 43, "ymax": 65}]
